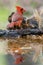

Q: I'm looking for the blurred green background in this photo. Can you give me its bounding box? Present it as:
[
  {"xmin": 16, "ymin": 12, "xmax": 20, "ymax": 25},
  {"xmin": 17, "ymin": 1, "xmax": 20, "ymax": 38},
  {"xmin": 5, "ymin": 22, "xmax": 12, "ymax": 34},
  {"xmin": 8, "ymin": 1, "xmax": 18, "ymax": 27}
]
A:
[{"xmin": 0, "ymin": 7, "xmax": 9, "ymax": 22}]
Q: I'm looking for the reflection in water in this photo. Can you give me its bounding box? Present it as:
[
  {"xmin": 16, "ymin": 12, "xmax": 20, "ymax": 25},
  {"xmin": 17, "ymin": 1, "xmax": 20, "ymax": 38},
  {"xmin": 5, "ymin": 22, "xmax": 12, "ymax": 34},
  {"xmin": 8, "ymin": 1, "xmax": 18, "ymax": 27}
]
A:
[
  {"xmin": 0, "ymin": 35, "xmax": 43, "ymax": 65},
  {"xmin": 7, "ymin": 36, "xmax": 43, "ymax": 64}
]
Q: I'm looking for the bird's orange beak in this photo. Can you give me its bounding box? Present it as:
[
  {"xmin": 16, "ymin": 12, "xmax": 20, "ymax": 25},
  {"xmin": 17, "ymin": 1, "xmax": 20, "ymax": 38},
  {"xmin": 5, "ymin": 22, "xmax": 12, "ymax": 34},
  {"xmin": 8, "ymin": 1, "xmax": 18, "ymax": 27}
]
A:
[{"xmin": 23, "ymin": 9, "xmax": 26, "ymax": 12}]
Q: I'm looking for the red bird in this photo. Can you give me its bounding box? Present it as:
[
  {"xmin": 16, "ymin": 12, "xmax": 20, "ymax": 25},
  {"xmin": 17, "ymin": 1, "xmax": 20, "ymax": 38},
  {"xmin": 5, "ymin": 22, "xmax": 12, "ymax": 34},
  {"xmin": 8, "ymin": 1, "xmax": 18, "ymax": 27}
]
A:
[{"xmin": 7, "ymin": 6, "xmax": 26, "ymax": 29}]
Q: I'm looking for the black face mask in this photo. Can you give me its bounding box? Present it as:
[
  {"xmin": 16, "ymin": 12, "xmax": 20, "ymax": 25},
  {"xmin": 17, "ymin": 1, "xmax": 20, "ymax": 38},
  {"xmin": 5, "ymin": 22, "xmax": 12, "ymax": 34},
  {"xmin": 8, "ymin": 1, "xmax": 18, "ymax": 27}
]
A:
[{"xmin": 20, "ymin": 8, "xmax": 23, "ymax": 14}]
